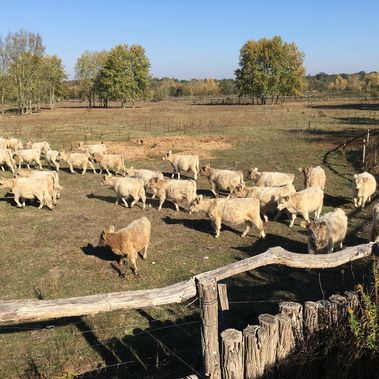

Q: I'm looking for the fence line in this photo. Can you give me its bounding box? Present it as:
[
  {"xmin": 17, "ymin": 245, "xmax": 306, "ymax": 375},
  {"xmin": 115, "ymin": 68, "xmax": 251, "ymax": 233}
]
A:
[{"xmin": 0, "ymin": 243, "xmax": 374, "ymax": 325}]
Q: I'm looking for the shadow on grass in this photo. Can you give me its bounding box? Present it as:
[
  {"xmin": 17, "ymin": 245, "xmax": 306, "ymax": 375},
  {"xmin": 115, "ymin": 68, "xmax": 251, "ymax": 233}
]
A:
[
  {"xmin": 87, "ymin": 193, "xmax": 116, "ymax": 204},
  {"xmin": 161, "ymin": 215, "xmax": 243, "ymax": 237},
  {"xmin": 235, "ymin": 233, "xmax": 307, "ymax": 256},
  {"xmin": 324, "ymin": 192, "xmax": 351, "ymax": 207},
  {"xmin": 81, "ymin": 243, "xmax": 118, "ymax": 262},
  {"xmin": 73, "ymin": 311, "xmax": 202, "ymax": 379},
  {"xmin": 307, "ymin": 103, "xmax": 379, "ymax": 111},
  {"xmin": 87, "ymin": 193, "xmax": 146, "ymax": 210}
]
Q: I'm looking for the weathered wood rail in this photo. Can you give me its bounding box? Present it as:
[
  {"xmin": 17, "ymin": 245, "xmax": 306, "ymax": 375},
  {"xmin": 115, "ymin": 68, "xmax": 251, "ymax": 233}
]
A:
[{"xmin": 0, "ymin": 243, "xmax": 374, "ymax": 324}]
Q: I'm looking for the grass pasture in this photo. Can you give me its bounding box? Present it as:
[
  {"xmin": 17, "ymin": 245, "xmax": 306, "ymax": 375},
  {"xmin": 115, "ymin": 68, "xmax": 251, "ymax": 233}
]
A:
[{"xmin": 0, "ymin": 99, "xmax": 378, "ymax": 378}]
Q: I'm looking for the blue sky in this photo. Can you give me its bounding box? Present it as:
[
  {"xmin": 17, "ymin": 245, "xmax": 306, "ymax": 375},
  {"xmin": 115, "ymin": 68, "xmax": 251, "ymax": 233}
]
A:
[{"xmin": 1, "ymin": 1, "xmax": 378, "ymax": 79}]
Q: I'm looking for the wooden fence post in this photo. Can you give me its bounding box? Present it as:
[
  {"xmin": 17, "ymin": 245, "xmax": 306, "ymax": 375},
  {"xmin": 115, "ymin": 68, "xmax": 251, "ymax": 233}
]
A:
[
  {"xmin": 258, "ymin": 314, "xmax": 279, "ymax": 367},
  {"xmin": 303, "ymin": 301, "xmax": 320, "ymax": 337},
  {"xmin": 220, "ymin": 328, "xmax": 244, "ymax": 379},
  {"xmin": 243, "ymin": 325, "xmax": 266, "ymax": 379},
  {"xmin": 329, "ymin": 294, "xmax": 348, "ymax": 325},
  {"xmin": 275, "ymin": 314, "xmax": 294, "ymax": 361},
  {"xmin": 279, "ymin": 302, "xmax": 304, "ymax": 346},
  {"xmin": 317, "ymin": 300, "xmax": 332, "ymax": 329},
  {"xmin": 197, "ymin": 276, "xmax": 221, "ymax": 379}
]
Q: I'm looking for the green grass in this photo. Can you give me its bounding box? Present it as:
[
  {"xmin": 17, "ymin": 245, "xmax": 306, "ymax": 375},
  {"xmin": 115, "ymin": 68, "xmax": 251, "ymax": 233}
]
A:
[{"xmin": 0, "ymin": 100, "xmax": 378, "ymax": 378}]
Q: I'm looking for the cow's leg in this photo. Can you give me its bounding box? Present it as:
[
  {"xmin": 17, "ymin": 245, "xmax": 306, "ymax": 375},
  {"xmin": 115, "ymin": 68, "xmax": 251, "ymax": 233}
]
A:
[
  {"xmin": 151, "ymin": 188, "xmax": 157, "ymax": 199},
  {"xmin": 81, "ymin": 165, "xmax": 87, "ymax": 175},
  {"xmin": 128, "ymin": 255, "xmax": 138, "ymax": 276},
  {"xmin": 289, "ymin": 213, "xmax": 296, "ymax": 227},
  {"xmin": 173, "ymin": 201, "xmax": 179, "ymax": 212},
  {"xmin": 302, "ymin": 212, "xmax": 310, "ymax": 224},
  {"xmin": 142, "ymin": 244, "xmax": 148, "ymax": 259},
  {"xmin": 26, "ymin": 163, "xmax": 30, "ymax": 170},
  {"xmin": 36, "ymin": 194, "xmax": 44, "ymax": 209},
  {"xmin": 211, "ymin": 183, "xmax": 219, "ymax": 198},
  {"xmin": 130, "ymin": 196, "xmax": 139, "ymax": 208},
  {"xmin": 14, "ymin": 194, "xmax": 23, "ymax": 208},
  {"xmin": 212, "ymin": 218, "xmax": 221, "ymax": 238},
  {"xmin": 158, "ymin": 196, "xmax": 165, "ymax": 211},
  {"xmin": 69, "ymin": 163, "xmax": 75, "ymax": 174},
  {"xmin": 121, "ymin": 197, "xmax": 129, "ymax": 208},
  {"xmin": 241, "ymin": 221, "xmax": 251, "ymax": 238}
]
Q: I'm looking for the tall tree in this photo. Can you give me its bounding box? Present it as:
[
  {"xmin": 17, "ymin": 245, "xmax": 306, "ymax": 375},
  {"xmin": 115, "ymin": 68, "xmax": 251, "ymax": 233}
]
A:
[
  {"xmin": 0, "ymin": 36, "xmax": 10, "ymax": 115},
  {"xmin": 95, "ymin": 44, "xmax": 151, "ymax": 108},
  {"xmin": 5, "ymin": 30, "xmax": 45, "ymax": 114},
  {"xmin": 75, "ymin": 50, "xmax": 108, "ymax": 107},
  {"xmin": 43, "ymin": 55, "xmax": 66, "ymax": 109},
  {"xmin": 235, "ymin": 36, "xmax": 305, "ymax": 103}
]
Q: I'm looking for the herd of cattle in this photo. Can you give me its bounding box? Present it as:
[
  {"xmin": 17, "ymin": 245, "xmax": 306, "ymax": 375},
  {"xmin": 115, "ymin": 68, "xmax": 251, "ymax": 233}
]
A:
[{"xmin": 0, "ymin": 137, "xmax": 378, "ymax": 275}]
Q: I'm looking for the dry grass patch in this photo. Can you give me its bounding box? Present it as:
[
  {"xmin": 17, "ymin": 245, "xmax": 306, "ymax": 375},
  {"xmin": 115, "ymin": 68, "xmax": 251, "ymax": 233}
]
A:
[{"xmin": 91, "ymin": 135, "xmax": 238, "ymax": 161}]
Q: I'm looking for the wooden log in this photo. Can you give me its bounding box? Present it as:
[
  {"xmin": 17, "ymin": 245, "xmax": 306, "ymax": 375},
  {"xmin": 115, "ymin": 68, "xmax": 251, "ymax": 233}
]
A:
[
  {"xmin": 220, "ymin": 328, "xmax": 244, "ymax": 379},
  {"xmin": 258, "ymin": 314, "xmax": 279, "ymax": 367},
  {"xmin": 0, "ymin": 279, "xmax": 197, "ymax": 324},
  {"xmin": 200, "ymin": 243, "xmax": 374, "ymax": 282},
  {"xmin": 275, "ymin": 314, "xmax": 294, "ymax": 361},
  {"xmin": 303, "ymin": 301, "xmax": 320, "ymax": 337},
  {"xmin": 329, "ymin": 294, "xmax": 348, "ymax": 325},
  {"xmin": 279, "ymin": 302, "xmax": 304, "ymax": 346},
  {"xmin": 197, "ymin": 277, "xmax": 221, "ymax": 379},
  {"xmin": 0, "ymin": 242, "xmax": 374, "ymax": 325},
  {"xmin": 317, "ymin": 300, "xmax": 332, "ymax": 329},
  {"xmin": 243, "ymin": 325, "xmax": 266, "ymax": 379}
]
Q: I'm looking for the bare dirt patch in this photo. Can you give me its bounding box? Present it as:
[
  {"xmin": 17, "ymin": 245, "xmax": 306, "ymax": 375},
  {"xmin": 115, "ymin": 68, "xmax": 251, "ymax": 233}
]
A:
[{"xmin": 89, "ymin": 135, "xmax": 238, "ymax": 161}]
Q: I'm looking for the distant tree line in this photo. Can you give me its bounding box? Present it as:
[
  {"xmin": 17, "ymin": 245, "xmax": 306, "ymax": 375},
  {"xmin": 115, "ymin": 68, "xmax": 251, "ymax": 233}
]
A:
[
  {"xmin": 1, "ymin": 30, "xmax": 378, "ymax": 115},
  {"xmin": 306, "ymin": 71, "xmax": 379, "ymax": 97},
  {"xmin": 0, "ymin": 30, "xmax": 66, "ymax": 115}
]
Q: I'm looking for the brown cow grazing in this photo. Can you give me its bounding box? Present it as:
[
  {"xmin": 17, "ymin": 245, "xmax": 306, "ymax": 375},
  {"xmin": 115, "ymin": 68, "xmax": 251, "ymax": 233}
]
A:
[{"xmin": 98, "ymin": 217, "xmax": 151, "ymax": 275}]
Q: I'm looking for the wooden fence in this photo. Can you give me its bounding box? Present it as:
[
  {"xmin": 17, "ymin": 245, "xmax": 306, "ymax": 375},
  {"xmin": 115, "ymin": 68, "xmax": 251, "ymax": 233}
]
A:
[
  {"xmin": 0, "ymin": 242, "xmax": 377, "ymax": 378},
  {"xmin": 220, "ymin": 292, "xmax": 360, "ymax": 379}
]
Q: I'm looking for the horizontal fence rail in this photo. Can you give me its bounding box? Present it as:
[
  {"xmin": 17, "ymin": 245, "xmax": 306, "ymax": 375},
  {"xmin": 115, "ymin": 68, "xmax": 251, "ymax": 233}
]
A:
[{"xmin": 0, "ymin": 243, "xmax": 375, "ymax": 325}]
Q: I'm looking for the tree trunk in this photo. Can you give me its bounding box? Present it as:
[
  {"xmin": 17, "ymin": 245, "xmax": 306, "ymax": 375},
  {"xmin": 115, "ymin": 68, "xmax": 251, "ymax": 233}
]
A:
[{"xmin": 1, "ymin": 88, "xmax": 4, "ymax": 116}]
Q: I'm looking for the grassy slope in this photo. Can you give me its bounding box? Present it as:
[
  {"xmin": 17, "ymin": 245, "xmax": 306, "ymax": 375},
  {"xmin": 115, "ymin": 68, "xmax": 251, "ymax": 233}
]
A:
[{"xmin": 0, "ymin": 100, "xmax": 378, "ymax": 378}]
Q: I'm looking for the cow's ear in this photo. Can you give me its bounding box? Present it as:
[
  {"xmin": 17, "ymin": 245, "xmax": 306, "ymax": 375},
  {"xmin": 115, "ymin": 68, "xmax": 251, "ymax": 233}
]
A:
[
  {"xmin": 283, "ymin": 196, "xmax": 289, "ymax": 202},
  {"xmin": 108, "ymin": 225, "xmax": 115, "ymax": 233},
  {"xmin": 354, "ymin": 174, "xmax": 358, "ymax": 179},
  {"xmin": 253, "ymin": 167, "xmax": 258, "ymax": 172},
  {"xmin": 298, "ymin": 167, "xmax": 304, "ymax": 172},
  {"xmin": 319, "ymin": 221, "xmax": 327, "ymax": 228},
  {"xmin": 205, "ymin": 163, "xmax": 210, "ymax": 168}
]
